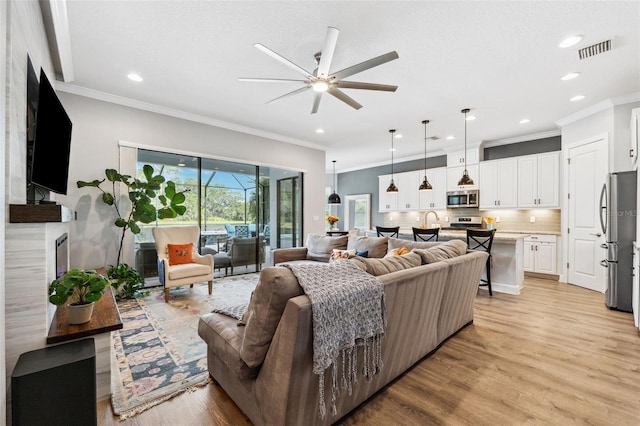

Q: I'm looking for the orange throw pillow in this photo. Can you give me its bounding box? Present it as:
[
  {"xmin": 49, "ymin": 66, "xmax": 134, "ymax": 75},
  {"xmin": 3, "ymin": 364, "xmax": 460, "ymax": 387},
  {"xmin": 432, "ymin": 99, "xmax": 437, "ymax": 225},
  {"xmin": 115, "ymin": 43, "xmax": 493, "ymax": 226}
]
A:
[{"xmin": 167, "ymin": 243, "xmax": 194, "ymax": 265}]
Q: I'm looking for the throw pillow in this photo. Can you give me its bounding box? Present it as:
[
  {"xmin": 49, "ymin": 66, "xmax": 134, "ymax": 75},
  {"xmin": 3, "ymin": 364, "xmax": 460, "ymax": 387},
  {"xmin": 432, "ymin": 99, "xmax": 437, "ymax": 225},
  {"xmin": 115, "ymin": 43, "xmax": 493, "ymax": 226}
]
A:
[
  {"xmin": 347, "ymin": 236, "xmax": 388, "ymax": 258},
  {"xmin": 330, "ymin": 248, "xmax": 357, "ymax": 262},
  {"xmin": 384, "ymin": 246, "xmax": 409, "ymax": 257},
  {"xmin": 352, "ymin": 252, "xmax": 422, "ymax": 276},
  {"xmin": 306, "ymin": 234, "xmax": 348, "ymax": 262},
  {"xmin": 167, "ymin": 243, "xmax": 194, "ymax": 265},
  {"xmin": 356, "ymin": 250, "xmax": 369, "ymax": 258}
]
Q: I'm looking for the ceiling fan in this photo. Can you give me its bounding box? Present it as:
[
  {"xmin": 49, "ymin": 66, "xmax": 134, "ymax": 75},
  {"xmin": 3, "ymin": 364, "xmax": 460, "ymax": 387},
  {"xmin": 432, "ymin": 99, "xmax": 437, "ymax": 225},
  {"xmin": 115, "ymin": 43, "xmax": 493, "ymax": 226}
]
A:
[{"xmin": 239, "ymin": 27, "xmax": 399, "ymax": 114}]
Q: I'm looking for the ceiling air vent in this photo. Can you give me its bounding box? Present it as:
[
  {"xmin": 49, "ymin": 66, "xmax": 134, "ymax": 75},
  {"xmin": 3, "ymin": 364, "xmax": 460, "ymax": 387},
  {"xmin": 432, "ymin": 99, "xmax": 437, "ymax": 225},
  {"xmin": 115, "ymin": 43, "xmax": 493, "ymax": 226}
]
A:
[{"xmin": 578, "ymin": 38, "xmax": 614, "ymax": 60}]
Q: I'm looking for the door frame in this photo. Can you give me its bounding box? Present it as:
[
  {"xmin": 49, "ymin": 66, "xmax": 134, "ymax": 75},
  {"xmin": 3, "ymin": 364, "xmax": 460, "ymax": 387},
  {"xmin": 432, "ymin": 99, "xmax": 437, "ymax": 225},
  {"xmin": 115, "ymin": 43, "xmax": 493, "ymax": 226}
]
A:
[{"xmin": 561, "ymin": 132, "xmax": 609, "ymax": 284}]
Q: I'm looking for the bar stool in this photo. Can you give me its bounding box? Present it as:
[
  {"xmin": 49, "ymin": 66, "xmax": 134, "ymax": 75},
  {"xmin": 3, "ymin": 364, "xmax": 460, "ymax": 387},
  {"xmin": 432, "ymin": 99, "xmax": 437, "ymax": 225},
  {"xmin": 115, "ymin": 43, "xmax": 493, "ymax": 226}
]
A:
[
  {"xmin": 466, "ymin": 229, "xmax": 496, "ymax": 296},
  {"xmin": 376, "ymin": 226, "xmax": 400, "ymax": 238},
  {"xmin": 412, "ymin": 227, "xmax": 439, "ymax": 242}
]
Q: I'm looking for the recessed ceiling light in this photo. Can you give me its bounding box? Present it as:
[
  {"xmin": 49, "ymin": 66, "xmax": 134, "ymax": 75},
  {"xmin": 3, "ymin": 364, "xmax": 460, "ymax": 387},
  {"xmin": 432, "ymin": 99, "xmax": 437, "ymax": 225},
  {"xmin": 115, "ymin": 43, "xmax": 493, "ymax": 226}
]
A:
[
  {"xmin": 315, "ymin": 128, "xmax": 325, "ymax": 134},
  {"xmin": 389, "ymin": 148, "xmax": 396, "ymax": 152},
  {"xmin": 465, "ymin": 115, "xmax": 476, "ymax": 121},
  {"xmin": 559, "ymin": 35, "xmax": 583, "ymax": 48},
  {"xmin": 177, "ymin": 159, "xmax": 186, "ymax": 167},
  {"xmin": 446, "ymin": 135, "xmax": 455, "ymax": 140},
  {"xmin": 561, "ymin": 72, "xmax": 580, "ymax": 81},
  {"xmin": 519, "ymin": 119, "xmax": 530, "ymax": 124},
  {"xmin": 127, "ymin": 73, "xmax": 143, "ymax": 82},
  {"xmin": 570, "ymin": 95, "xmax": 586, "ymax": 102}
]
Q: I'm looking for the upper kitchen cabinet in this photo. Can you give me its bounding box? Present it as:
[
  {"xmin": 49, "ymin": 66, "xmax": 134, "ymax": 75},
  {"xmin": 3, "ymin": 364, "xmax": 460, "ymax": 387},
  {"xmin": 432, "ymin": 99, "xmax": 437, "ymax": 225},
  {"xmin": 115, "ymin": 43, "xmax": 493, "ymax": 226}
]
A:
[
  {"xmin": 479, "ymin": 158, "xmax": 518, "ymax": 209},
  {"xmin": 447, "ymin": 148, "xmax": 480, "ymax": 167},
  {"xmin": 419, "ymin": 167, "xmax": 447, "ymax": 210},
  {"xmin": 517, "ymin": 152, "xmax": 560, "ymax": 208},
  {"xmin": 378, "ymin": 174, "xmax": 398, "ymax": 212},
  {"xmin": 447, "ymin": 164, "xmax": 479, "ymax": 191},
  {"xmin": 397, "ymin": 171, "xmax": 420, "ymax": 210}
]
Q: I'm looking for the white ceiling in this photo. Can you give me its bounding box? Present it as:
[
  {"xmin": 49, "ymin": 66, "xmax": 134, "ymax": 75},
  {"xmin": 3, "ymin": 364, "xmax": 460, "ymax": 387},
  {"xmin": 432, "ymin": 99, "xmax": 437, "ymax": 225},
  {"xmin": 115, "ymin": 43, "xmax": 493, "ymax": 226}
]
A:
[{"xmin": 57, "ymin": 1, "xmax": 640, "ymax": 172}]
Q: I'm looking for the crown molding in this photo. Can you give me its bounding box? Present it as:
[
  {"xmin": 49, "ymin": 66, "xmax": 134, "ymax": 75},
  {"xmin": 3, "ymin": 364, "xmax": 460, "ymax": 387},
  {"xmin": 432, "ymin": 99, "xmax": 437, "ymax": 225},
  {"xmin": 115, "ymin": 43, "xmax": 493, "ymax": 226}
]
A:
[
  {"xmin": 481, "ymin": 129, "xmax": 561, "ymax": 148},
  {"xmin": 555, "ymin": 92, "xmax": 640, "ymax": 127},
  {"xmin": 56, "ymin": 83, "xmax": 327, "ymax": 151}
]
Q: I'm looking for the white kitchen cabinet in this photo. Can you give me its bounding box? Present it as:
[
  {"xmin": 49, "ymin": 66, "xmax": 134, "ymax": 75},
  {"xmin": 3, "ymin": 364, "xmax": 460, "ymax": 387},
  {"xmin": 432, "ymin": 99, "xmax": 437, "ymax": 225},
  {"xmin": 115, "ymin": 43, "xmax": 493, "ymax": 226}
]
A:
[
  {"xmin": 631, "ymin": 108, "xmax": 639, "ymax": 169},
  {"xmin": 419, "ymin": 167, "xmax": 447, "ymax": 209},
  {"xmin": 479, "ymin": 158, "xmax": 517, "ymax": 209},
  {"xmin": 378, "ymin": 174, "xmax": 398, "ymax": 212},
  {"xmin": 397, "ymin": 171, "xmax": 420, "ymax": 210},
  {"xmin": 447, "ymin": 164, "xmax": 479, "ymax": 190},
  {"xmin": 524, "ymin": 234, "xmax": 557, "ymax": 275},
  {"xmin": 447, "ymin": 149, "xmax": 480, "ymax": 167},
  {"xmin": 517, "ymin": 152, "xmax": 560, "ymax": 208}
]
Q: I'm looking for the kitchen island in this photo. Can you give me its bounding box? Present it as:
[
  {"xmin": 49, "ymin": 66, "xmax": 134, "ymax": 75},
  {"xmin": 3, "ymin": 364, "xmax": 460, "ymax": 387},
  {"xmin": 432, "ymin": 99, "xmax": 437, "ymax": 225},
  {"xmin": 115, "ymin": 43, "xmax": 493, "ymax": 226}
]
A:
[{"xmin": 372, "ymin": 229, "xmax": 527, "ymax": 295}]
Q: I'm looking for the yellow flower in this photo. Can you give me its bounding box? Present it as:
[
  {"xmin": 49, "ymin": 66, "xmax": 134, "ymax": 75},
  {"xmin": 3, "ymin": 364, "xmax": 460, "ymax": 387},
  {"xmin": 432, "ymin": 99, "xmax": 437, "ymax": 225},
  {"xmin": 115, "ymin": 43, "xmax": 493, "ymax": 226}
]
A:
[
  {"xmin": 485, "ymin": 217, "xmax": 496, "ymax": 224},
  {"xmin": 326, "ymin": 215, "xmax": 339, "ymax": 224}
]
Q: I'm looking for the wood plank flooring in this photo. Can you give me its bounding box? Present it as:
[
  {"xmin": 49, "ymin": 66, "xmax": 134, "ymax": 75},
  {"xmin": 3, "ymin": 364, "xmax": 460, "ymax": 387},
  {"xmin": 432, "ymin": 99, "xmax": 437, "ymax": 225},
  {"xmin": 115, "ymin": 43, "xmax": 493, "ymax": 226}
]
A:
[{"xmin": 98, "ymin": 277, "xmax": 640, "ymax": 425}]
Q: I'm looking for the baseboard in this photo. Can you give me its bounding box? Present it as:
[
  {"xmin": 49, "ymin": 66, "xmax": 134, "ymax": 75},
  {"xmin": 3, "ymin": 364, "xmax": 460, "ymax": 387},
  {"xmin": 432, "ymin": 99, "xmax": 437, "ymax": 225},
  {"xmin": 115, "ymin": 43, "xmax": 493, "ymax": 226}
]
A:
[{"xmin": 525, "ymin": 271, "xmax": 559, "ymax": 281}]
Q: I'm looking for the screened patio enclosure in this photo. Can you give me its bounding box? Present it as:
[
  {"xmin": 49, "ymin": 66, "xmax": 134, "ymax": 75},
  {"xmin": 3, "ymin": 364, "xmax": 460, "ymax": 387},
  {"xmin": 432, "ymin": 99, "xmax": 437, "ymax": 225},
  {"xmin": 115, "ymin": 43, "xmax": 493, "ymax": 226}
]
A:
[{"xmin": 134, "ymin": 149, "xmax": 303, "ymax": 281}]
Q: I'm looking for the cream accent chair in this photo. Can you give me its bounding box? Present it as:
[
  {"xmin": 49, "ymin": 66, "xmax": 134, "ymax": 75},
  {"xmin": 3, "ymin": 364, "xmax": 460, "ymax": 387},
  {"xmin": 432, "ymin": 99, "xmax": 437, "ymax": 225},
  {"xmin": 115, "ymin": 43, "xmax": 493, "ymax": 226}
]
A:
[{"xmin": 152, "ymin": 225, "xmax": 214, "ymax": 302}]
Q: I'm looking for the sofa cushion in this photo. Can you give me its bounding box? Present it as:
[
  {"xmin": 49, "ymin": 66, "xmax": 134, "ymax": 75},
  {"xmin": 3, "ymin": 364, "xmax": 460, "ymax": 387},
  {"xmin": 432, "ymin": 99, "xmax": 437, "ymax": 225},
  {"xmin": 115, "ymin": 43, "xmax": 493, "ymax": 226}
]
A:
[
  {"xmin": 347, "ymin": 236, "xmax": 389, "ymax": 258},
  {"xmin": 306, "ymin": 234, "xmax": 348, "ymax": 262},
  {"xmin": 167, "ymin": 262, "xmax": 211, "ymax": 280},
  {"xmin": 349, "ymin": 251, "xmax": 422, "ymax": 276},
  {"xmin": 240, "ymin": 267, "xmax": 304, "ymax": 367},
  {"xmin": 412, "ymin": 239, "xmax": 468, "ymax": 264}
]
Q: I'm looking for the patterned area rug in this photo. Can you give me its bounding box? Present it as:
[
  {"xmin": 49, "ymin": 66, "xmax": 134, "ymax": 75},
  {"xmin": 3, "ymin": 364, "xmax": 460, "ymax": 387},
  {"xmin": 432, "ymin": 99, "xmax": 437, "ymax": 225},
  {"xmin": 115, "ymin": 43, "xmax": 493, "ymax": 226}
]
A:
[{"xmin": 111, "ymin": 273, "xmax": 259, "ymax": 419}]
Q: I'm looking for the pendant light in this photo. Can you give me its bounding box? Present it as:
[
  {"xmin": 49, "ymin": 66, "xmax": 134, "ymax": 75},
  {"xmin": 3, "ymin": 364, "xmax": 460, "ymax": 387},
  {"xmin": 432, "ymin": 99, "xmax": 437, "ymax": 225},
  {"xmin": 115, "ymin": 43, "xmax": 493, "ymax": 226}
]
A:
[
  {"xmin": 418, "ymin": 119, "xmax": 433, "ymax": 191},
  {"xmin": 386, "ymin": 129, "xmax": 398, "ymax": 192},
  {"xmin": 457, "ymin": 108, "xmax": 475, "ymax": 187},
  {"xmin": 328, "ymin": 160, "xmax": 341, "ymax": 205}
]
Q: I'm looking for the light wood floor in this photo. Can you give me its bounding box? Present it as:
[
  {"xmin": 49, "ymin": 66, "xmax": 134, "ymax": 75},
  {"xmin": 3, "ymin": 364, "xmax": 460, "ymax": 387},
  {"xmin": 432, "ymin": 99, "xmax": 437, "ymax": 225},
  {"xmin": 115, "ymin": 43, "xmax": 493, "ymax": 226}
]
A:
[{"xmin": 98, "ymin": 277, "xmax": 640, "ymax": 425}]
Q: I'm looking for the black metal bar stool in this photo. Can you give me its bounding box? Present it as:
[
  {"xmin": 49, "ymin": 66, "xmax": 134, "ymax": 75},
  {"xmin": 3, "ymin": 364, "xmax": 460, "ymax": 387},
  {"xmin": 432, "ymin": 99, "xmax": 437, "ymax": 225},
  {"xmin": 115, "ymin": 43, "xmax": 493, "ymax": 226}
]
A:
[
  {"xmin": 412, "ymin": 227, "xmax": 439, "ymax": 242},
  {"xmin": 466, "ymin": 228, "xmax": 496, "ymax": 296},
  {"xmin": 376, "ymin": 226, "xmax": 400, "ymax": 238}
]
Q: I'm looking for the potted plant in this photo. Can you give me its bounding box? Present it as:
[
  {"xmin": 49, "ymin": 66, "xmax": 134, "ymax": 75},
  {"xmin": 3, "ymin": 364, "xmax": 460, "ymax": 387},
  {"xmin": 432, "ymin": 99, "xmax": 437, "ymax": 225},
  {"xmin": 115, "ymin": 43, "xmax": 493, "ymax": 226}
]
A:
[
  {"xmin": 49, "ymin": 269, "xmax": 110, "ymax": 324},
  {"xmin": 77, "ymin": 165, "xmax": 188, "ymax": 299}
]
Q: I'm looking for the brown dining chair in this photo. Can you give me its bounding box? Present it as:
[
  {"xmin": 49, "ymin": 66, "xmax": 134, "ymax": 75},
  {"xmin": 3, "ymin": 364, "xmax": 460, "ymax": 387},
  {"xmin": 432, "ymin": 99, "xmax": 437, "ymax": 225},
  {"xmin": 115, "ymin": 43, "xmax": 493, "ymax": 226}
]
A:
[
  {"xmin": 412, "ymin": 227, "xmax": 439, "ymax": 242},
  {"xmin": 376, "ymin": 226, "xmax": 400, "ymax": 238},
  {"xmin": 466, "ymin": 228, "xmax": 496, "ymax": 296}
]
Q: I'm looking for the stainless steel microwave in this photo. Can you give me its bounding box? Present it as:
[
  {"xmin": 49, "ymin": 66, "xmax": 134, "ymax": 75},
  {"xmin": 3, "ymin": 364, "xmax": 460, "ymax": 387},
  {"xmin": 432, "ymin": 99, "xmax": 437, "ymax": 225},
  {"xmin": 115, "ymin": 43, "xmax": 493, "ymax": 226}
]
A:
[{"xmin": 446, "ymin": 190, "xmax": 479, "ymax": 208}]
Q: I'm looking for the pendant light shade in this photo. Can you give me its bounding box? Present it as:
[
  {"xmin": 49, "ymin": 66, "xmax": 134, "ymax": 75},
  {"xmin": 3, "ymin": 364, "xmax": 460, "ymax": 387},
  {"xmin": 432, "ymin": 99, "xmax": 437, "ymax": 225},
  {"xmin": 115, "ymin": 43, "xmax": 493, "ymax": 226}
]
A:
[
  {"xmin": 328, "ymin": 160, "xmax": 341, "ymax": 205},
  {"xmin": 419, "ymin": 119, "xmax": 433, "ymax": 191},
  {"xmin": 386, "ymin": 129, "xmax": 398, "ymax": 192},
  {"xmin": 457, "ymin": 108, "xmax": 475, "ymax": 187}
]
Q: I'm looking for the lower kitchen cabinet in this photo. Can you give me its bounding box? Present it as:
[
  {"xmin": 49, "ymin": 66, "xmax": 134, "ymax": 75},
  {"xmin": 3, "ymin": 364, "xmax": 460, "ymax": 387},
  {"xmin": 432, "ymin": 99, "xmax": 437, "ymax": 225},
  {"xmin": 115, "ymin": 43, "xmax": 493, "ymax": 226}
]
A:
[{"xmin": 524, "ymin": 234, "xmax": 557, "ymax": 275}]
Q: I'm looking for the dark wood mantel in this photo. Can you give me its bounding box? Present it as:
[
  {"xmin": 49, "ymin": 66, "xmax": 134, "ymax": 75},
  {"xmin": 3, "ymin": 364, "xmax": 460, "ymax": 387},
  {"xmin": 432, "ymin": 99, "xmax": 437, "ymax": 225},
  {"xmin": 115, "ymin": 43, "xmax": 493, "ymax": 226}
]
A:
[{"xmin": 47, "ymin": 287, "xmax": 123, "ymax": 345}]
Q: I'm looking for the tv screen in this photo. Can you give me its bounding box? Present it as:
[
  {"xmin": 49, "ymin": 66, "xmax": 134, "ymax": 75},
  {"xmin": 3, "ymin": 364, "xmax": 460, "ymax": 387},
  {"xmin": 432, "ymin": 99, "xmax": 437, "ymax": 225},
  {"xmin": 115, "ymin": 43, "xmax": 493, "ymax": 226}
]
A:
[{"xmin": 30, "ymin": 68, "xmax": 72, "ymax": 195}]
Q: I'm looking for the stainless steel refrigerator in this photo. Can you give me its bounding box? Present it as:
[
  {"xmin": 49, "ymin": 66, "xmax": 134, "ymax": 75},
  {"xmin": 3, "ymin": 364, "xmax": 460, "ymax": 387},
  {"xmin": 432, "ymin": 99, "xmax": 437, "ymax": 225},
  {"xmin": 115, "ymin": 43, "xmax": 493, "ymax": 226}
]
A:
[{"xmin": 600, "ymin": 170, "xmax": 637, "ymax": 312}]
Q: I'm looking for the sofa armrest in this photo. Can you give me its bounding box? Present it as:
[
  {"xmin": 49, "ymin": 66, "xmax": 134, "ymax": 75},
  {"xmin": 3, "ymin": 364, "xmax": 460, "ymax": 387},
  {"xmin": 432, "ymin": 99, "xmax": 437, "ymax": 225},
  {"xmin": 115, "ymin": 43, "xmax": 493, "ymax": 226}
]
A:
[
  {"xmin": 271, "ymin": 247, "xmax": 308, "ymax": 265},
  {"xmin": 192, "ymin": 251, "xmax": 214, "ymax": 268}
]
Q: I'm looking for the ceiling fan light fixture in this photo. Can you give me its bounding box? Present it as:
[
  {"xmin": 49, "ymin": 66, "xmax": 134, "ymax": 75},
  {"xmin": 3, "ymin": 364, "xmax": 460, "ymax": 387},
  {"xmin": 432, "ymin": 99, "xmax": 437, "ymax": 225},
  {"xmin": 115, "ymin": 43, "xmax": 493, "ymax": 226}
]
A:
[
  {"xmin": 312, "ymin": 80, "xmax": 329, "ymax": 92},
  {"xmin": 458, "ymin": 108, "xmax": 475, "ymax": 187},
  {"xmin": 328, "ymin": 160, "xmax": 341, "ymax": 205},
  {"xmin": 387, "ymin": 129, "xmax": 398, "ymax": 193}
]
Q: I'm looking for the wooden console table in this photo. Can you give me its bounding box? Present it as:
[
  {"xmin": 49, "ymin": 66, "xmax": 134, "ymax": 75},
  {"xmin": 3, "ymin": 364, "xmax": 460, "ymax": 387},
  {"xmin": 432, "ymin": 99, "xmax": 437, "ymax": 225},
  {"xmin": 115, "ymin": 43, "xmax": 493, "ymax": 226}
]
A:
[{"xmin": 47, "ymin": 287, "xmax": 123, "ymax": 344}]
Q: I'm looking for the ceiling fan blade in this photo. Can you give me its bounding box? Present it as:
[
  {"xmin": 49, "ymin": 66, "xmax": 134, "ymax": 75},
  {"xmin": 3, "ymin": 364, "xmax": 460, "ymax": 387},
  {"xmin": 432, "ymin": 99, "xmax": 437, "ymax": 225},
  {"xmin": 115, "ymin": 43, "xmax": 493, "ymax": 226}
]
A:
[
  {"xmin": 239, "ymin": 78, "xmax": 308, "ymax": 83},
  {"xmin": 311, "ymin": 92, "xmax": 323, "ymax": 114},
  {"xmin": 331, "ymin": 51, "xmax": 399, "ymax": 80},
  {"xmin": 254, "ymin": 43, "xmax": 314, "ymax": 79},
  {"xmin": 266, "ymin": 86, "xmax": 311, "ymax": 104},
  {"xmin": 316, "ymin": 27, "xmax": 339, "ymax": 78},
  {"xmin": 334, "ymin": 81, "xmax": 398, "ymax": 92},
  {"xmin": 328, "ymin": 87, "xmax": 362, "ymax": 110}
]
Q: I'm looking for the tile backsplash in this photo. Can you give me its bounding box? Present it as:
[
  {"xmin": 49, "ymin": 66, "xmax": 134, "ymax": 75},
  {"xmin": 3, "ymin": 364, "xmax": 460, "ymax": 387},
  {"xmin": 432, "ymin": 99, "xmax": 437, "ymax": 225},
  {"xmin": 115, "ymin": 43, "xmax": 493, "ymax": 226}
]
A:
[{"xmin": 383, "ymin": 208, "xmax": 561, "ymax": 233}]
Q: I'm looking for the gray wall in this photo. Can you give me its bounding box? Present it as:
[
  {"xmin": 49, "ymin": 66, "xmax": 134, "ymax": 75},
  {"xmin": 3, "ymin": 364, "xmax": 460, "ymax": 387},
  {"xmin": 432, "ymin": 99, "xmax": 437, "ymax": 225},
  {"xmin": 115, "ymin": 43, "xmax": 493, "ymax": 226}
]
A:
[
  {"xmin": 483, "ymin": 136, "xmax": 561, "ymax": 160},
  {"xmin": 337, "ymin": 156, "xmax": 446, "ymax": 227}
]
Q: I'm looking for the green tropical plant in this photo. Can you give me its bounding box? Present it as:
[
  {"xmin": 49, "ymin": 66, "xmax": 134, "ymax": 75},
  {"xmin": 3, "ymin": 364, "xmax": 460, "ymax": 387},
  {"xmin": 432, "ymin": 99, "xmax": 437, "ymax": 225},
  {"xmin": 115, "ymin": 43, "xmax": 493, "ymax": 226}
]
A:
[
  {"xmin": 49, "ymin": 269, "xmax": 110, "ymax": 306},
  {"xmin": 107, "ymin": 263, "xmax": 149, "ymax": 300},
  {"xmin": 77, "ymin": 164, "xmax": 188, "ymax": 265}
]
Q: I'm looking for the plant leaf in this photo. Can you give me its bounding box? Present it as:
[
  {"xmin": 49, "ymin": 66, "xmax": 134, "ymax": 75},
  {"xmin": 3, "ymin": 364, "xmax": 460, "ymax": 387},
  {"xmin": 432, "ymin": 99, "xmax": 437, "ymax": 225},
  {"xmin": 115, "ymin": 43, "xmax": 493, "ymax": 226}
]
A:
[
  {"xmin": 102, "ymin": 193, "xmax": 114, "ymax": 205},
  {"xmin": 143, "ymin": 164, "xmax": 154, "ymax": 181},
  {"xmin": 77, "ymin": 179, "xmax": 104, "ymax": 188},
  {"xmin": 173, "ymin": 205, "xmax": 187, "ymax": 216},
  {"xmin": 129, "ymin": 221, "xmax": 141, "ymax": 234},
  {"xmin": 115, "ymin": 218, "xmax": 127, "ymax": 228},
  {"xmin": 105, "ymin": 169, "xmax": 120, "ymax": 182}
]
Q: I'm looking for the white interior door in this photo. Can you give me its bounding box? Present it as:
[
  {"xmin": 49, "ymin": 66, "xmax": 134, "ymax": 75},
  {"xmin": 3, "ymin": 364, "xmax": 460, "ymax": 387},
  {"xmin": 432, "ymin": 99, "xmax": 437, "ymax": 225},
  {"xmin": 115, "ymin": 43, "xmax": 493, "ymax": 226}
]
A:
[{"xmin": 567, "ymin": 138, "xmax": 608, "ymax": 292}]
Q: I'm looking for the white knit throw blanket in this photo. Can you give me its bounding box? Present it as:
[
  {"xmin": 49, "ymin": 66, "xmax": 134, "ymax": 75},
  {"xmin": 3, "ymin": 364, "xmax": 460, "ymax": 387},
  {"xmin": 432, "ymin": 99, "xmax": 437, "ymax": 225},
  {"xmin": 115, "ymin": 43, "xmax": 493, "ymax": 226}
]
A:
[{"xmin": 283, "ymin": 260, "xmax": 385, "ymax": 419}]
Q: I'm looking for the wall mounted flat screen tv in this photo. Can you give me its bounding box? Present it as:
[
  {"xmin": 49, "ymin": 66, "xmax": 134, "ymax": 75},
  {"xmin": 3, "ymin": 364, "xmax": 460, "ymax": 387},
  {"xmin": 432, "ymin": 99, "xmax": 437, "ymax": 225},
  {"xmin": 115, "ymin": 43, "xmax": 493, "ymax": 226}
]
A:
[{"xmin": 29, "ymin": 68, "xmax": 73, "ymax": 196}]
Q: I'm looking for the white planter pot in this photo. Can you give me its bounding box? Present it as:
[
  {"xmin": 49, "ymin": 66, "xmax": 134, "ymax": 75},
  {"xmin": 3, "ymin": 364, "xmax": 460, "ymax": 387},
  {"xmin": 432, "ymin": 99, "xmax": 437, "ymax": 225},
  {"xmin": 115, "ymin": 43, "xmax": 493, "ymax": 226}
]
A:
[{"xmin": 66, "ymin": 302, "xmax": 95, "ymax": 324}]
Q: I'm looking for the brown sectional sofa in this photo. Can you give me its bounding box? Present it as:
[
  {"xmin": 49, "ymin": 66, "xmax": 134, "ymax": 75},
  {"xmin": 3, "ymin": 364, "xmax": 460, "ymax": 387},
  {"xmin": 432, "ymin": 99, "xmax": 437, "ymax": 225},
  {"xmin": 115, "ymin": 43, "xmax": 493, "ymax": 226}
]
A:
[{"xmin": 198, "ymin": 235, "xmax": 488, "ymax": 425}]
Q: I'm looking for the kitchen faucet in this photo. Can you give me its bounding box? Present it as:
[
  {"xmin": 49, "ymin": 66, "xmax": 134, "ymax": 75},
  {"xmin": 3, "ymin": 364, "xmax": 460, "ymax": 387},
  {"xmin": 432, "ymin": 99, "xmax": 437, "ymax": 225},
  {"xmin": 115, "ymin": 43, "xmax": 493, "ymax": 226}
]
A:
[{"xmin": 424, "ymin": 210, "xmax": 439, "ymax": 228}]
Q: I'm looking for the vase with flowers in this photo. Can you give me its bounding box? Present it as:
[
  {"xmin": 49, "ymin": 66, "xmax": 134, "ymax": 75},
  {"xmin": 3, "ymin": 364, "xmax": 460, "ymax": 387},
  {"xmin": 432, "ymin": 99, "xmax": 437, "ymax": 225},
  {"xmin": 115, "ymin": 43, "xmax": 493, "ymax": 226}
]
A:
[
  {"xmin": 484, "ymin": 217, "xmax": 496, "ymax": 231},
  {"xmin": 326, "ymin": 215, "xmax": 339, "ymax": 230}
]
